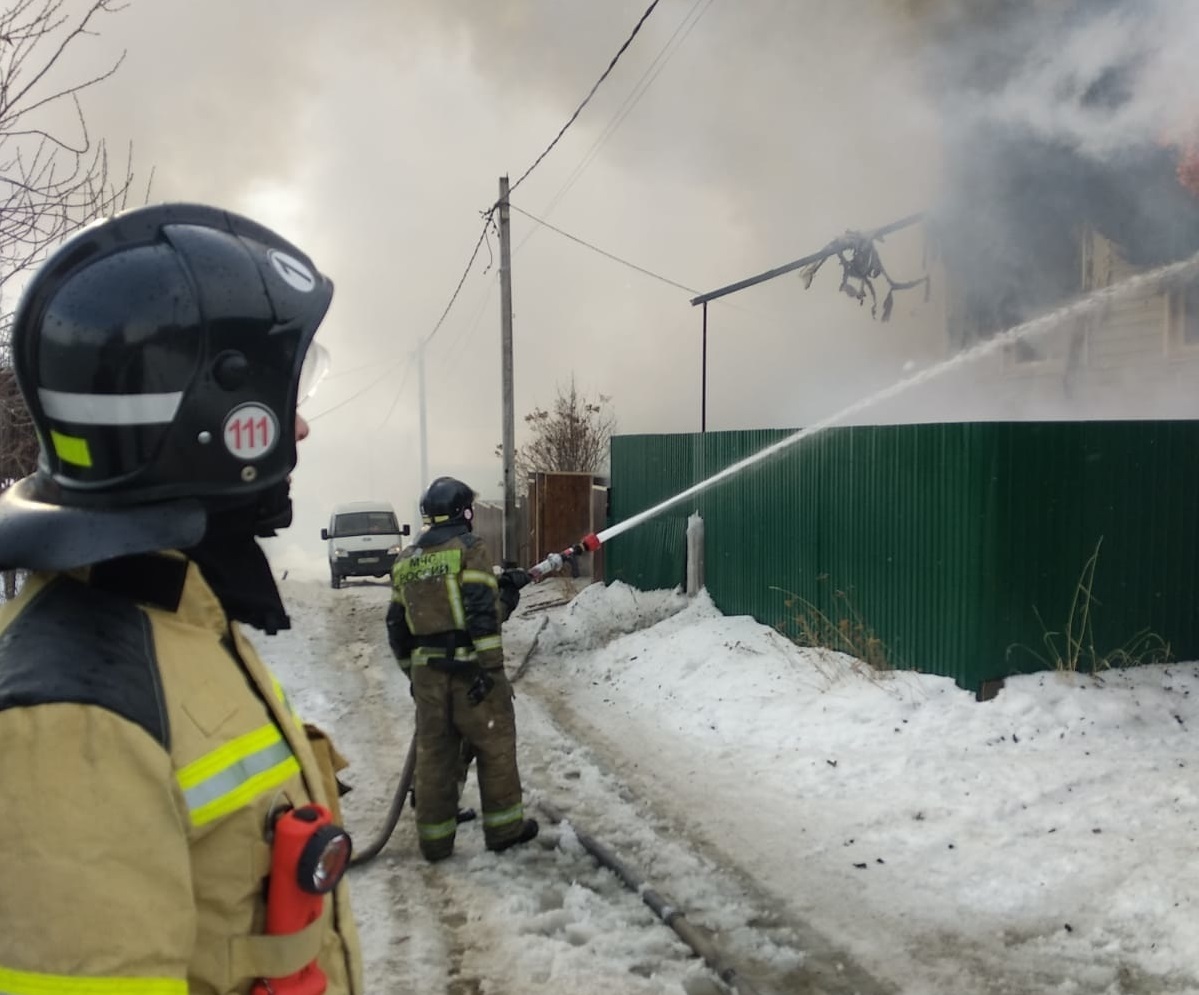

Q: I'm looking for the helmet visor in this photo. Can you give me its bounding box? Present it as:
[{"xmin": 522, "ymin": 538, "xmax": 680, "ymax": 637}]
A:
[{"xmin": 297, "ymin": 340, "xmax": 331, "ymax": 407}]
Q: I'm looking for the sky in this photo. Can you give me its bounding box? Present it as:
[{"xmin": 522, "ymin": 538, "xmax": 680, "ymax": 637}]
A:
[
  {"xmin": 259, "ymin": 560, "xmax": 1199, "ymax": 995},
  {"xmin": 12, "ymin": 0, "xmax": 1199, "ymax": 545}
]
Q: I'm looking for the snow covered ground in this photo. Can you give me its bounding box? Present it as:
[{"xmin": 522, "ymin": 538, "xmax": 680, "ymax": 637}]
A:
[{"xmin": 259, "ymin": 564, "xmax": 1199, "ymax": 995}]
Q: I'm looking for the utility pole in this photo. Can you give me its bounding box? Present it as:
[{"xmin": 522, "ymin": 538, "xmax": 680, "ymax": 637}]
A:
[
  {"xmin": 701, "ymin": 302, "xmax": 708, "ymax": 433},
  {"xmin": 498, "ymin": 175, "xmax": 518, "ymax": 566},
  {"xmin": 417, "ymin": 338, "xmax": 428, "ymax": 504}
]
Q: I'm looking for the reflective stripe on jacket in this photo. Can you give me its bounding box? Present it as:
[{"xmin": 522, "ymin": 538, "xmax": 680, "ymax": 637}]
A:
[
  {"xmin": 0, "ymin": 558, "xmax": 364, "ymax": 995},
  {"xmin": 387, "ymin": 527, "xmax": 504, "ymax": 671}
]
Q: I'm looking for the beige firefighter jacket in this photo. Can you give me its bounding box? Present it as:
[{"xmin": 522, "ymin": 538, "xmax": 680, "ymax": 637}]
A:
[{"xmin": 0, "ymin": 555, "xmax": 363, "ymax": 995}]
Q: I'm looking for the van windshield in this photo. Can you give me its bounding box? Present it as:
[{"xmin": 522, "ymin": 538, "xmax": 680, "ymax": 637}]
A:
[{"xmin": 333, "ymin": 511, "xmax": 399, "ymax": 537}]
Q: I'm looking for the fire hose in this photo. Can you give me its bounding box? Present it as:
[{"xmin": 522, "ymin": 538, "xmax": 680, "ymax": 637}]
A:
[{"xmin": 348, "ymin": 734, "xmax": 417, "ymax": 867}]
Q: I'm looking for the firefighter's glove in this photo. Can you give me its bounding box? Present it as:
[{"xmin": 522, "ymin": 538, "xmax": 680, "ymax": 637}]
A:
[
  {"xmin": 502, "ymin": 568, "xmax": 531, "ymax": 591},
  {"xmin": 498, "ymin": 568, "xmax": 530, "ymax": 618},
  {"xmin": 466, "ymin": 670, "xmax": 495, "ymax": 707}
]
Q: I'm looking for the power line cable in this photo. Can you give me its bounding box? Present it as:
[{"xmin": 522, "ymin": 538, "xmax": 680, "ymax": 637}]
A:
[
  {"xmin": 422, "ymin": 1, "xmax": 666, "ymax": 369},
  {"xmin": 513, "ymin": 0, "xmax": 716, "ymax": 261},
  {"xmin": 510, "ymin": 202, "xmax": 700, "ymax": 295},
  {"xmin": 338, "ymin": 0, "xmax": 664, "ymax": 424},
  {"xmin": 377, "ymin": 356, "xmax": 417, "ymax": 429},
  {"xmin": 440, "ymin": 203, "xmax": 707, "ymax": 371},
  {"xmin": 543, "ymin": 0, "xmax": 717, "ymax": 218},
  {"xmin": 509, "ymin": 204, "xmax": 779, "ymax": 325},
  {"xmin": 435, "ymin": 271, "xmax": 499, "ymax": 376},
  {"xmin": 422, "ymin": 212, "xmax": 497, "ymax": 349},
  {"xmin": 306, "ymin": 351, "xmax": 414, "ymax": 423},
  {"xmin": 506, "ymin": 0, "xmax": 663, "ymax": 199}
]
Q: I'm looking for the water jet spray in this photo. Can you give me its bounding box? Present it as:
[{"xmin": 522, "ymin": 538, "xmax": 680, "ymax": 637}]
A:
[{"xmin": 526, "ymin": 250, "xmax": 1199, "ymax": 583}]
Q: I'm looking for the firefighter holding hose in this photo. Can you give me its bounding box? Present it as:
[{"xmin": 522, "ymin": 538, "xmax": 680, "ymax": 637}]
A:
[
  {"xmin": 386, "ymin": 476, "xmax": 540, "ymax": 862},
  {"xmin": 0, "ymin": 205, "xmax": 363, "ymax": 994}
]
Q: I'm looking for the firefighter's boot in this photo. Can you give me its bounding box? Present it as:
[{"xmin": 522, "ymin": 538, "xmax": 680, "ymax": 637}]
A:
[{"xmin": 487, "ymin": 818, "xmax": 539, "ymax": 853}]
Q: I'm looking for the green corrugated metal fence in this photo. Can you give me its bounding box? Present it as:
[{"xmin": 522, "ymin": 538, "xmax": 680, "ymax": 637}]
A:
[{"xmin": 604, "ymin": 422, "xmax": 1199, "ymax": 692}]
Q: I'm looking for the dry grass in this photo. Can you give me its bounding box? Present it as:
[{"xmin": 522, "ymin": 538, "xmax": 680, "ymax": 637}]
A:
[
  {"xmin": 1008, "ymin": 538, "xmax": 1173, "ymax": 674},
  {"xmin": 771, "ymin": 584, "xmax": 893, "ymax": 674}
]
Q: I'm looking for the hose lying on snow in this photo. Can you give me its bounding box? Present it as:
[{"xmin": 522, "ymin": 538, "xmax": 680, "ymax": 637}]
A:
[
  {"xmin": 537, "ymin": 798, "xmax": 763, "ymax": 995},
  {"xmin": 511, "ymin": 615, "xmax": 549, "ymax": 683},
  {"xmin": 349, "ymin": 733, "xmax": 417, "ymax": 867}
]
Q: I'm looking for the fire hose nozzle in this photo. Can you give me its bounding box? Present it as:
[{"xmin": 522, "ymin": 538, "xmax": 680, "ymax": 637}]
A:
[
  {"xmin": 527, "ymin": 534, "xmax": 602, "ymax": 583},
  {"xmin": 528, "ymin": 552, "xmax": 564, "ymax": 583}
]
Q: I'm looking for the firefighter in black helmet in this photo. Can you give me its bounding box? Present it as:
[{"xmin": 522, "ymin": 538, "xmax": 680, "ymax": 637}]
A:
[
  {"xmin": 0, "ymin": 204, "xmax": 363, "ymax": 993},
  {"xmin": 386, "ymin": 475, "xmax": 538, "ymax": 861}
]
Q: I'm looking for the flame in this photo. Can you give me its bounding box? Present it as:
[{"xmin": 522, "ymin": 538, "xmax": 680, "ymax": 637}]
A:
[
  {"xmin": 1159, "ymin": 120, "xmax": 1199, "ymax": 199},
  {"xmin": 1179, "ymin": 143, "xmax": 1199, "ymax": 199}
]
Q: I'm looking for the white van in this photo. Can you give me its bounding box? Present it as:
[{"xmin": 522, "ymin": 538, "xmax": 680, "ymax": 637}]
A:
[{"xmin": 320, "ymin": 501, "xmax": 411, "ymax": 589}]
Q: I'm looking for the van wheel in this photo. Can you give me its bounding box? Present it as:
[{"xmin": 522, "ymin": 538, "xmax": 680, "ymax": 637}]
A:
[{"xmin": 330, "ymin": 571, "xmax": 342, "ymax": 590}]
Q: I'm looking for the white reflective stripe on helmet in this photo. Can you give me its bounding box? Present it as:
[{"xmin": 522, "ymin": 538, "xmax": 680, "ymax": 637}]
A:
[{"xmin": 38, "ymin": 388, "xmax": 182, "ymax": 426}]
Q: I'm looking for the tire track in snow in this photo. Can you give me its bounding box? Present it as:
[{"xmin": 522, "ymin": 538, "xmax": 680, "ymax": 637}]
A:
[{"xmin": 517, "ymin": 683, "xmax": 896, "ymax": 995}]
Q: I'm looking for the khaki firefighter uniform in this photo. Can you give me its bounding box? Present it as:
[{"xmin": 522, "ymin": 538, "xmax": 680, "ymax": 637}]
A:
[
  {"xmin": 386, "ymin": 526, "xmax": 525, "ymax": 860},
  {"xmin": 0, "ymin": 554, "xmax": 364, "ymax": 995}
]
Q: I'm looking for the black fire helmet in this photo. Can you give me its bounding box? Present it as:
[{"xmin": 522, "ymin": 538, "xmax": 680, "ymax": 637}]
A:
[
  {"xmin": 420, "ymin": 476, "xmax": 476, "ymax": 526},
  {"xmin": 0, "ymin": 203, "xmax": 333, "ymax": 569}
]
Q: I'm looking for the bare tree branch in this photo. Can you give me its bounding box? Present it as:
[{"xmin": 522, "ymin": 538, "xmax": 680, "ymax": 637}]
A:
[
  {"xmin": 0, "ymin": 0, "xmax": 136, "ymax": 485},
  {"xmin": 496, "ymin": 377, "xmax": 615, "ymax": 494},
  {"xmin": 3, "ymin": 0, "xmax": 121, "ymax": 118}
]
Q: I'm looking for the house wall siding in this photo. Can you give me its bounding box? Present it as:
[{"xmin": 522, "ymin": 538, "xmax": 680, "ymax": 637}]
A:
[{"xmin": 1087, "ymin": 233, "xmax": 1169, "ymax": 369}]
